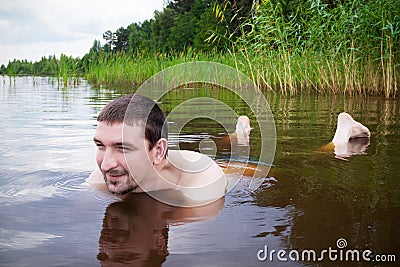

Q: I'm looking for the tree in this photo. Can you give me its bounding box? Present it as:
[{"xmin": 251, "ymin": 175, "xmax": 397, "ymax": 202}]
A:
[
  {"xmin": 195, "ymin": 4, "xmax": 227, "ymax": 50},
  {"xmin": 166, "ymin": 0, "xmax": 196, "ymax": 13},
  {"xmin": 81, "ymin": 39, "xmax": 102, "ymax": 70},
  {"xmin": 114, "ymin": 27, "xmax": 130, "ymax": 52},
  {"xmin": 0, "ymin": 64, "xmax": 6, "ymax": 74},
  {"xmin": 103, "ymin": 30, "xmax": 117, "ymax": 51},
  {"xmin": 152, "ymin": 8, "xmax": 177, "ymax": 52},
  {"xmin": 168, "ymin": 12, "xmax": 196, "ymax": 50},
  {"xmin": 128, "ymin": 23, "xmax": 141, "ymax": 52}
]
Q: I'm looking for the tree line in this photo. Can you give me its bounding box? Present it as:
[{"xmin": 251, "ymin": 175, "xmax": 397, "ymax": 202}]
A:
[
  {"xmin": 97, "ymin": 0, "xmax": 254, "ymax": 53},
  {"xmin": 1, "ymin": 0, "xmax": 254, "ymax": 76},
  {"xmin": 1, "ymin": 0, "xmax": 398, "ymax": 96}
]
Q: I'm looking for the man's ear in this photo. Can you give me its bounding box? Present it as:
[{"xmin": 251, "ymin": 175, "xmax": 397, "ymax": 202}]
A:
[{"xmin": 152, "ymin": 138, "xmax": 168, "ymax": 165}]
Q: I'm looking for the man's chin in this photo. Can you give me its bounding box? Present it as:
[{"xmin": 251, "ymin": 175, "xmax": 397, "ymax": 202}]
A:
[
  {"xmin": 103, "ymin": 174, "xmax": 138, "ymax": 195},
  {"xmin": 107, "ymin": 183, "xmax": 138, "ymax": 195},
  {"xmin": 110, "ymin": 189, "xmax": 133, "ymax": 195}
]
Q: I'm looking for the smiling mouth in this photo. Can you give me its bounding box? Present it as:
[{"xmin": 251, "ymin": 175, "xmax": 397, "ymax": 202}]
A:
[
  {"xmin": 107, "ymin": 175, "xmax": 123, "ymax": 183},
  {"xmin": 105, "ymin": 170, "xmax": 129, "ymax": 183}
]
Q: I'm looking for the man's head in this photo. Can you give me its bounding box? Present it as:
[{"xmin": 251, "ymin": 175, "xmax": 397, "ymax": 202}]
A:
[
  {"xmin": 94, "ymin": 94, "xmax": 169, "ymax": 195},
  {"xmin": 97, "ymin": 94, "xmax": 168, "ymax": 150}
]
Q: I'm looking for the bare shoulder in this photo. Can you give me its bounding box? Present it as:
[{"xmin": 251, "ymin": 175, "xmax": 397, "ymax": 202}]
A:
[
  {"xmin": 167, "ymin": 150, "xmax": 225, "ymax": 181},
  {"xmin": 167, "ymin": 150, "xmax": 227, "ymax": 202},
  {"xmin": 86, "ymin": 168, "xmax": 105, "ymax": 184}
]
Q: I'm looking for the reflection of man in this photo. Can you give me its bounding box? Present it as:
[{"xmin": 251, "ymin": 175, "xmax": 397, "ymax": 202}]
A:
[
  {"xmin": 97, "ymin": 193, "xmax": 224, "ymax": 267},
  {"xmin": 88, "ymin": 94, "xmax": 227, "ymax": 206}
]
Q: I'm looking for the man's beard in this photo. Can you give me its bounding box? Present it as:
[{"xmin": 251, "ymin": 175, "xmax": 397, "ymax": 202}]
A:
[
  {"xmin": 103, "ymin": 169, "xmax": 139, "ymax": 195},
  {"xmin": 109, "ymin": 184, "xmax": 138, "ymax": 195}
]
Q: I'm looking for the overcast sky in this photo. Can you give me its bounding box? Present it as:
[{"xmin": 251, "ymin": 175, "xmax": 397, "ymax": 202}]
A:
[{"xmin": 0, "ymin": 0, "xmax": 165, "ymax": 65}]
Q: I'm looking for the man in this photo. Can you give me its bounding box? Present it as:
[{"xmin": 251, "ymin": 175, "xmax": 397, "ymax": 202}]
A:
[{"xmin": 88, "ymin": 94, "xmax": 227, "ymax": 206}]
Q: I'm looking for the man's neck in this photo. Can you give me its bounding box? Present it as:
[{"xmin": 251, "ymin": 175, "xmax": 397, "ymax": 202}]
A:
[{"xmin": 149, "ymin": 158, "xmax": 183, "ymax": 191}]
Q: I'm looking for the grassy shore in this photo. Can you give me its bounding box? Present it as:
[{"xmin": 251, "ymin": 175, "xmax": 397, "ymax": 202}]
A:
[
  {"xmin": 85, "ymin": 48, "xmax": 398, "ymax": 98},
  {"xmin": 3, "ymin": 0, "xmax": 397, "ymax": 97},
  {"xmin": 85, "ymin": 0, "xmax": 399, "ymax": 98}
]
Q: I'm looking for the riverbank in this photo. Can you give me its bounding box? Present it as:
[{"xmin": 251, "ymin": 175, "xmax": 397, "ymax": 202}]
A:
[
  {"xmin": 83, "ymin": 0, "xmax": 399, "ymax": 98},
  {"xmin": 83, "ymin": 49, "xmax": 399, "ymax": 98},
  {"xmin": 3, "ymin": 49, "xmax": 398, "ymax": 98},
  {"xmin": 3, "ymin": 0, "xmax": 398, "ymax": 97}
]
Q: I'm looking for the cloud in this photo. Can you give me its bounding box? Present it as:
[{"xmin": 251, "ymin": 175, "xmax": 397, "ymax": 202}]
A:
[{"xmin": 0, "ymin": 0, "xmax": 165, "ymax": 64}]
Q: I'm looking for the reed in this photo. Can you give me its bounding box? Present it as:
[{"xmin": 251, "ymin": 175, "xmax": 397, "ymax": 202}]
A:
[
  {"xmin": 85, "ymin": 46, "xmax": 399, "ymax": 97},
  {"xmin": 55, "ymin": 54, "xmax": 82, "ymax": 87},
  {"xmin": 85, "ymin": 0, "xmax": 398, "ymax": 97},
  {"xmin": 85, "ymin": 49, "xmax": 238, "ymax": 88},
  {"xmin": 232, "ymin": 0, "xmax": 399, "ymax": 97},
  {"xmin": 226, "ymin": 44, "xmax": 398, "ymax": 97}
]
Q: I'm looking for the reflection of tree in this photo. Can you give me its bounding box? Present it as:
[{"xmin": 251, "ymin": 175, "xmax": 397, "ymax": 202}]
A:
[
  {"xmin": 97, "ymin": 193, "xmax": 224, "ymax": 267},
  {"xmin": 288, "ymin": 188, "xmax": 398, "ymax": 265},
  {"xmin": 251, "ymin": 94, "xmax": 400, "ymax": 264},
  {"xmin": 254, "ymin": 157, "xmax": 400, "ymax": 265}
]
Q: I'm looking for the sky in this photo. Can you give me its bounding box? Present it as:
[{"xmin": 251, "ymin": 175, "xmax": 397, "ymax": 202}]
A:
[{"xmin": 0, "ymin": 0, "xmax": 165, "ymax": 65}]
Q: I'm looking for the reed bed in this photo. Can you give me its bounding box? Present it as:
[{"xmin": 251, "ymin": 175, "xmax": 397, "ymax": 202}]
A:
[
  {"xmin": 85, "ymin": 47, "xmax": 398, "ymax": 98},
  {"xmin": 241, "ymin": 48, "xmax": 398, "ymax": 98},
  {"xmin": 85, "ymin": 0, "xmax": 399, "ymax": 97},
  {"xmin": 85, "ymin": 49, "xmax": 237, "ymax": 88},
  {"xmin": 3, "ymin": 0, "xmax": 398, "ymax": 96}
]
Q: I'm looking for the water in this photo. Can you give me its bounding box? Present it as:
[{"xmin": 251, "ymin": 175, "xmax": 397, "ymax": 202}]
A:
[{"xmin": 0, "ymin": 76, "xmax": 399, "ymax": 266}]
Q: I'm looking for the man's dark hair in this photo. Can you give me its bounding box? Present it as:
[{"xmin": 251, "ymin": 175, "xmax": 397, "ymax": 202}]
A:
[{"xmin": 97, "ymin": 94, "xmax": 168, "ymax": 150}]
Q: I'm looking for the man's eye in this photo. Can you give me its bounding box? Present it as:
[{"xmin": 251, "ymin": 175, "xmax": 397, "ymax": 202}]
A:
[
  {"xmin": 118, "ymin": 146, "xmax": 131, "ymax": 152},
  {"xmin": 96, "ymin": 144, "xmax": 105, "ymax": 150}
]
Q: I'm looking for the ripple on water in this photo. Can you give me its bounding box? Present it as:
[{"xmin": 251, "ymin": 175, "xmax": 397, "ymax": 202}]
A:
[
  {"xmin": 0, "ymin": 229, "xmax": 62, "ymax": 251},
  {"xmin": 0, "ymin": 170, "xmax": 117, "ymax": 206}
]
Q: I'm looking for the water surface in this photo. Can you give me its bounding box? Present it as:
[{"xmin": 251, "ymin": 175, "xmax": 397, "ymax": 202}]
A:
[{"xmin": 0, "ymin": 76, "xmax": 399, "ymax": 266}]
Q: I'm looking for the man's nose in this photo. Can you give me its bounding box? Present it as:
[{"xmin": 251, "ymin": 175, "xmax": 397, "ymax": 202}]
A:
[{"xmin": 100, "ymin": 149, "xmax": 119, "ymax": 171}]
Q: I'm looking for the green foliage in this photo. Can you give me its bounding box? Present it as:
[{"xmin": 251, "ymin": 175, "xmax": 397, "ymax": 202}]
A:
[
  {"xmin": 0, "ymin": 0, "xmax": 254, "ymax": 77},
  {"xmin": 2, "ymin": 0, "xmax": 398, "ymax": 96},
  {"xmin": 232, "ymin": 0, "xmax": 400, "ymax": 97},
  {"xmin": 242, "ymin": 0, "xmax": 399, "ymax": 56},
  {"xmin": 0, "ymin": 55, "xmax": 84, "ymax": 87},
  {"xmin": 102, "ymin": 30, "xmax": 117, "ymax": 51},
  {"xmin": 84, "ymin": 49, "xmax": 237, "ymax": 88},
  {"xmin": 96, "ymin": 0, "xmax": 255, "ymax": 53}
]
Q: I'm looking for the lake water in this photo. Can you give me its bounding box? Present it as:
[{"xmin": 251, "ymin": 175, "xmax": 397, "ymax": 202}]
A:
[{"xmin": 0, "ymin": 76, "xmax": 399, "ymax": 266}]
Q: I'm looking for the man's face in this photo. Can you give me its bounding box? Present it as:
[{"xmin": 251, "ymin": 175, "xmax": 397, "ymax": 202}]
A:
[{"xmin": 94, "ymin": 122, "xmax": 153, "ymax": 195}]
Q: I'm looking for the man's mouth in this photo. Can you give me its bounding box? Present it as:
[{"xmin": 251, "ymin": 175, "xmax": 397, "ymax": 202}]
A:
[{"xmin": 105, "ymin": 170, "xmax": 128, "ymax": 182}]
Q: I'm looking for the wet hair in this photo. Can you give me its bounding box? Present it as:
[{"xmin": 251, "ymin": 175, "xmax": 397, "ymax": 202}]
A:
[{"xmin": 97, "ymin": 94, "xmax": 168, "ymax": 150}]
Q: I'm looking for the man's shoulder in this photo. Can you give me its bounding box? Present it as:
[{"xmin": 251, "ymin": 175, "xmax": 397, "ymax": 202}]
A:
[
  {"xmin": 167, "ymin": 150, "xmax": 224, "ymax": 177},
  {"xmin": 167, "ymin": 150, "xmax": 227, "ymax": 202}
]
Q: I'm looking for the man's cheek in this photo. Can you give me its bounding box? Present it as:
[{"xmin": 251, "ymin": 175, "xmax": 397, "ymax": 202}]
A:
[{"xmin": 96, "ymin": 151, "xmax": 104, "ymax": 168}]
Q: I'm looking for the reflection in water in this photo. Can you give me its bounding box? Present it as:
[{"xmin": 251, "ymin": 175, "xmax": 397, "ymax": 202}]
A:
[
  {"xmin": 230, "ymin": 115, "xmax": 252, "ymax": 146},
  {"xmin": 334, "ymin": 137, "xmax": 370, "ymax": 160},
  {"xmin": 319, "ymin": 137, "xmax": 371, "ymax": 160},
  {"xmin": 1, "ymin": 77, "xmax": 399, "ymax": 266},
  {"xmin": 256, "ymin": 94, "xmax": 400, "ymax": 265},
  {"xmin": 319, "ymin": 112, "xmax": 371, "ymax": 159},
  {"xmin": 98, "ymin": 195, "xmax": 169, "ymax": 266},
  {"xmin": 97, "ymin": 193, "xmax": 224, "ymax": 267}
]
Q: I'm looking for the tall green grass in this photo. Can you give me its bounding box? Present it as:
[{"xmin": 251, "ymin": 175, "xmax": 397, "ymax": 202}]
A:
[
  {"xmin": 85, "ymin": 47, "xmax": 398, "ymax": 97},
  {"xmin": 234, "ymin": 0, "xmax": 399, "ymax": 97},
  {"xmin": 85, "ymin": 0, "xmax": 399, "ymax": 97},
  {"xmin": 85, "ymin": 49, "xmax": 238, "ymax": 88},
  {"xmin": 57, "ymin": 54, "xmax": 81, "ymax": 87}
]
